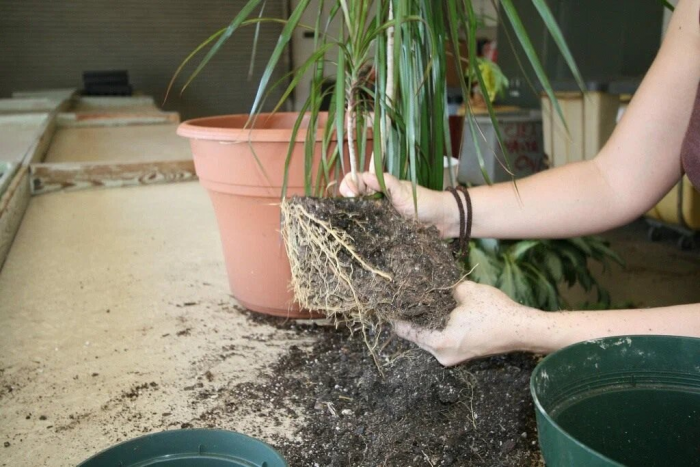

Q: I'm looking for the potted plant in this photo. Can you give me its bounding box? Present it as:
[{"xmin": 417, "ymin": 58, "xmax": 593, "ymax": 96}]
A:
[
  {"xmin": 468, "ymin": 57, "xmax": 509, "ymax": 108},
  {"xmin": 172, "ymin": 0, "xmax": 584, "ymax": 321}
]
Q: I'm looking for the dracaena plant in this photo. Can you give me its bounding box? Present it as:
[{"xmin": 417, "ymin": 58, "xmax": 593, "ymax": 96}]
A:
[{"xmin": 168, "ymin": 0, "xmax": 584, "ymax": 200}]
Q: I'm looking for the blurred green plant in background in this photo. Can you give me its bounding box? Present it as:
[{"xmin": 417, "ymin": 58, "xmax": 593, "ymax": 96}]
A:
[{"xmin": 465, "ymin": 236, "xmax": 624, "ymax": 311}]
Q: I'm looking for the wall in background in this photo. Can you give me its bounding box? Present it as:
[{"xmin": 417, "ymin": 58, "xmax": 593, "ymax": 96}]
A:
[
  {"xmin": 497, "ymin": 0, "xmax": 664, "ymax": 109},
  {"xmin": 0, "ymin": 0, "xmax": 290, "ymax": 120}
]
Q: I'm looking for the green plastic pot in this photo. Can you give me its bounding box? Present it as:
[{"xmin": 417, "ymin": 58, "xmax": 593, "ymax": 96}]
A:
[
  {"xmin": 531, "ymin": 335, "xmax": 700, "ymax": 466},
  {"xmin": 78, "ymin": 429, "xmax": 287, "ymax": 467}
]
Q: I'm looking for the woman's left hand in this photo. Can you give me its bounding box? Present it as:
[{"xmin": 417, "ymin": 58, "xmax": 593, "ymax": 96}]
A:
[{"xmin": 393, "ymin": 281, "xmax": 545, "ymax": 366}]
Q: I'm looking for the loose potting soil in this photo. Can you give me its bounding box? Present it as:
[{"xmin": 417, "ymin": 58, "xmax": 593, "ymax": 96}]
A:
[
  {"xmin": 272, "ymin": 196, "xmax": 541, "ymax": 464},
  {"xmin": 226, "ymin": 315, "xmax": 542, "ymax": 466},
  {"xmin": 281, "ymin": 197, "xmax": 463, "ymax": 329}
]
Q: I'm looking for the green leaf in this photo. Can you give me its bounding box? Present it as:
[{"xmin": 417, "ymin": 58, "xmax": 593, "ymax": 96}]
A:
[
  {"xmin": 523, "ymin": 263, "xmax": 560, "ymax": 311},
  {"xmin": 164, "ymin": 27, "xmax": 225, "ymax": 103},
  {"xmin": 372, "ymin": 13, "xmax": 387, "ymax": 193},
  {"xmin": 280, "ymin": 101, "xmax": 310, "ymax": 200},
  {"xmin": 468, "ymin": 245, "xmax": 502, "ymax": 286},
  {"xmin": 465, "ymin": 0, "xmax": 515, "ymax": 181},
  {"xmin": 335, "ymin": 41, "xmax": 346, "ymax": 175},
  {"xmin": 543, "ymin": 251, "xmax": 564, "ymax": 282},
  {"xmin": 559, "ymin": 244, "xmax": 586, "ymax": 270},
  {"xmin": 568, "ymin": 237, "xmax": 593, "ymax": 255},
  {"xmin": 498, "ymin": 259, "xmax": 534, "ymax": 305},
  {"xmin": 577, "ymin": 269, "xmax": 594, "ymax": 292},
  {"xmin": 181, "ymin": 0, "xmax": 264, "ymax": 94},
  {"xmin": 500, "ymin": 0, "xmax": 568, "ymax": 131},
  {"xmin": 532, "ymin": 0, "xmax": 585, "ymax": 92},
  {"xmin": 498, "ymin": 259, "xmax": 517, "ymax": 300},
  {"xmin": 249, "ymin": 0, "xmax": 312, "ymax": 117},
  {"xmin": 269, "ymin": 43, "xmax": 334, "ymax": 115},
  {"xmin": 588, "ymin": 237, "xmax": 625, "ymax": 266},
  {"xmin": 508, "ymin": 240, "xmax": 541, "ymax": 261},
  {"xmin": 247, "ymin": 1, "xmax": 267, "ymax": 80}
]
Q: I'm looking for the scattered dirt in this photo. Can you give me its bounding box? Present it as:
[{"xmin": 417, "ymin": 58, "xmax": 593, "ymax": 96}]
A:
[
  {"xmin": 202, "ymin": 313, "xmax": 542, "ymax": 466},
  {"xmin": 1, "ymin": 303, "xmax": 541, "ymax": 466},
  {"xmin": 282, "ymin": 197, "xmax": 463, "ymax": 330},
  {"xmin": 123, "ymin": 382, "xmax": 159, "ymax": 400}
]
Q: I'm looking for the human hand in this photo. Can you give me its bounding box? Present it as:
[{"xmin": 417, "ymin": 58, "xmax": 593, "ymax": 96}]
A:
[
  {"xmin": 339, "ymin": 171, "xmax": 456, "ymax": 238},
  {"xmin": 393, "ymin": 281, "xmax": 544, "ymax": 366}
]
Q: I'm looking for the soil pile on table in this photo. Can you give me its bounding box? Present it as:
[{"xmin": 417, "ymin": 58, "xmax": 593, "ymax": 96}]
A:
[
  {"xmin": 222, "ymin": 316, "xmax": 541, "ymax": 466},
  {"xmin": 281, "ymin": 197, "xmax": 463, "ymax": 329}
]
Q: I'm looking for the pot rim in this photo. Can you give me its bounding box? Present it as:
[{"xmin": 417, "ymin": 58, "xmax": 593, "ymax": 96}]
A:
[
  {"xmin": 178, "ymin": 112, "xmax": 335, "ymax": 143},
  {"xmin": 178, "ymin": 111, "xmax": 375, "ymax": 143}
]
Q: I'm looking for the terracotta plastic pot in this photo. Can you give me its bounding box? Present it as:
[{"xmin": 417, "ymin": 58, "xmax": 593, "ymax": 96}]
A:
[{"xmin": 178, "ymin": 112, "xmax": 343, "ymax": 318}]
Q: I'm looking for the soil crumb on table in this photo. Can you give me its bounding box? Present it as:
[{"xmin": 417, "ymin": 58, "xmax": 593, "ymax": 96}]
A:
[
  {"xmin": 229, "ymin": 313, "xmax": 541, "ymax": 466},
  {"xmin": 282, "ymin": 197, "xmax": 463, "ymax": 329}
]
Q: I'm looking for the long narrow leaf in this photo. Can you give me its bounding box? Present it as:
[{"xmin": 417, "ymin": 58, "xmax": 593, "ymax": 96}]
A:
[
  {"xmin": 249, "ymin": 0, "xmax": 312, "ymax": 118},
  {"xmin": 269, "ymin": 44, "xmax": 335, "ymax": 115},
  {"xmin": 281, "ymin": 102, "xmax": 310, "ymax": 200},
  {"xmin": 500, "ymin": 0, "xmax": 567, "ymax": 130},
  {"xmin": 465, "ymin": 0, "xmax": 515, "ymax": 181},
  {"xmin": 181, "ymin": 0, "xmax": 264, "ymax": 94},
  {"xmin": 335, "ymin": 28, "xmax": 347, "ymax": 176},
  {"xmin": 532, "ymin": 0, "xmax": 585, "ymax": 92},
  {"xmin": 247, "ymin": 1, "xmax": 267, "ymax": 80},
  {"xmin": 164, "ymin": 27, "xmax": 225, "ymax": 103}
]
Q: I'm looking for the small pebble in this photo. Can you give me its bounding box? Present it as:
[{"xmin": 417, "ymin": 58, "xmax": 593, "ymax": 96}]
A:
[{"xmin": 501, "ymin": 439, "xmax": 516, "ymax": 453}]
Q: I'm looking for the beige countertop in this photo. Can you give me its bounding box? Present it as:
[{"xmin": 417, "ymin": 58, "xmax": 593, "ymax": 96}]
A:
[
  {"xmin": 0, "ymin": 182, "xmax": 310, "ymax": 466},
  {"xmin": 44, "ymin": 124, "xmax": 192, "ymax": 164},
  {"xmin": 0, "ymin": 114, "xmax": 50, "ymax": 164}
]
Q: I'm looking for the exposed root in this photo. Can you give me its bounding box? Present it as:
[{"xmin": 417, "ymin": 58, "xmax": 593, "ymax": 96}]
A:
[
  {"xmin": 281, "ymin": 199, "xmax": 390, "ymax": 332},
  {"xmin": 281, "ymin": 196, "xmax": 463, "ymax": 333}
]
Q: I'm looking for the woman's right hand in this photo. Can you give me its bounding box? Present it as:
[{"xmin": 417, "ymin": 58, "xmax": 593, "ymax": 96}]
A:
[
  {"xmin": 393, "ymin": 281, "xmax": 542, "ymax": 366},
  {"xmin": 339, "ymin": 172, "xmax": 457, "ymax": 238}
]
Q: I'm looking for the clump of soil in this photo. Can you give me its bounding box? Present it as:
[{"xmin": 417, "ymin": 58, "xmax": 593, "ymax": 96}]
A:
[
  {"xmin": 281, "ymin": 197, "xmax": 463, "ymax": 329},
  {"xmin": 224, "ymin": 316, "xmax": 541, "ymax": 466}
]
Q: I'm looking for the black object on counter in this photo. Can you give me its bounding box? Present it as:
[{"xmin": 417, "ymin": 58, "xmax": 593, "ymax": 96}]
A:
[{"xmin": 82, "ymin": 70, "xmax": 133, "ymax": 96}]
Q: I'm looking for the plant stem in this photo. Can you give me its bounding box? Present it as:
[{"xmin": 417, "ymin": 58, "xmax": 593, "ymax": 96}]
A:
[
  {"xmin": 347, "ymin": 85, "xmax": 358, "ymax": 185},
  {"xmin": 383, "ymin": 1, "xmax": 395, "ymax": 168},
  {"xmin": 385, "ymin": 0, "xmax": 395, "ymax": 117}
]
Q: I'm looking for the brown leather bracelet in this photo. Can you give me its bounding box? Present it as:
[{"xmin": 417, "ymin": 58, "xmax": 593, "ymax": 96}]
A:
[
  {"xmin": 456, "ymin": 185, "xmax": 473, "ymax": 252},
  {"xmin": 446, "ymin": 186, "xmax": 469, "ymax": 258}
]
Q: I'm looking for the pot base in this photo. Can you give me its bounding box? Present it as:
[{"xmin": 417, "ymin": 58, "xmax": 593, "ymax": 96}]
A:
[{"xmin": 237, "ymin": 299, "xmax": 325, "ymax": 320}]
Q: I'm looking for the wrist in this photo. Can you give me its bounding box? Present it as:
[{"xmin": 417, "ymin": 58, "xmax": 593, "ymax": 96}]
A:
[
  {"xmin": 441, "ymin": 190, "xmax": 465, "ymax": 239},
  {"xmin": 509, "ymin": 306, "xmax": 558, "ymax": 355}
]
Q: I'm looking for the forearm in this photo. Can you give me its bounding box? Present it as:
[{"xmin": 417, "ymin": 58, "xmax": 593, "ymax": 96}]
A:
[
  {"xmin": 463, "ymin": 160, "xmax": 629, "ymax": 239},
  {"xmin": 441, "ymin": 0, "xmax": 700, "ymax": 240},
  {"xmin": 518, "ymin": 303, "xmax": 700, "ymax": 354}
]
